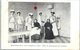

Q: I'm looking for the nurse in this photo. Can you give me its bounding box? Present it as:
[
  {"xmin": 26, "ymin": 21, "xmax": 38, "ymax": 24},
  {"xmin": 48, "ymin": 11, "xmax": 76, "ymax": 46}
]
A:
[
  {"xmin": 49, "ymin": 9, "xmax": 58, "ymax": 36},
  {"xmin": 16, "ymin": 12, "xmax": 24, "ymax": 32},
  {"xmin": 9, "ymin": 10, "xmax": 15, "ymax": 32},
  {"xmin": 39, "ymin": 12, "xmax": 45, "ymax": 26},
  {"xmin": 25, "ymin": 13, "xmax": 34, "ymax": 31},
  {"xmin": 56, "ymin": 17, "xmax": 61, "ymax": 36},
  {"xmin": 38, "ymin": 12, "xmax": 45, "ymax": 38}
]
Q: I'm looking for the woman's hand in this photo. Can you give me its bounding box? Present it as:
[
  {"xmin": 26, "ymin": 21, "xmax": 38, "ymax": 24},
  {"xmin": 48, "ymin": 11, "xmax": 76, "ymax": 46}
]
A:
[
  {"xmin": 51, "ymin": 21, "xmax": 56, "ymax": 24},
  {"xmin": 47, "ymin": 27, "xmax": 50, "ymax": 30}
]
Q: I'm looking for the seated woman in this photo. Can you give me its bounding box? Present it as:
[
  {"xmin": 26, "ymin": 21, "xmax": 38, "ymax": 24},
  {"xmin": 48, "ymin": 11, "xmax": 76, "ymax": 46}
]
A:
[
  {"xmin": 31, "ymin": 19, "xmax": 41, "ymax": 40},
  {"xmin": 44, "ymin": 19, "xmax": 55, "ymax": 40}
]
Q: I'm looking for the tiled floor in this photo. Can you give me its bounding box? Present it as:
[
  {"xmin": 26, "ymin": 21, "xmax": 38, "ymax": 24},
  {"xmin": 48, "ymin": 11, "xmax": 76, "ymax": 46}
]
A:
[
  {"xmin": 31, "ymin": 36, "xmax": 70, "ymax": 43},
  {"xmin": 10, "ymin": 36, "xmax": 70, "ymax": 43}
]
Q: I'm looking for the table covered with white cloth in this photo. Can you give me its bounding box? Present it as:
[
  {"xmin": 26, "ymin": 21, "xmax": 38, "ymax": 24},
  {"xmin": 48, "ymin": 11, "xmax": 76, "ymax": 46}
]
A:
[{"xmin": 8, "ymin": 27, "xmax": 41, "ymax": 43}]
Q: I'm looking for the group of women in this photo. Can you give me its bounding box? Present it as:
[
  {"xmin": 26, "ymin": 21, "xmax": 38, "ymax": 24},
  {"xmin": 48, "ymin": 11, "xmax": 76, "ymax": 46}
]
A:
[
  {"xmin": 9, "ymin": 10, "xmax": 24, "ymax": 32},
  {"xmin": 9, "ymin": 9, "xmax": 60, "ymax": 40}
]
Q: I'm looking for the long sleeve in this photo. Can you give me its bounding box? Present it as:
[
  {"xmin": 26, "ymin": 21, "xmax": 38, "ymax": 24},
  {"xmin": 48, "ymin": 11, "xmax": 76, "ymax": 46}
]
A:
[{"xmin": 34, "ymin": 22, "xmax": 41, "ymax": 28}]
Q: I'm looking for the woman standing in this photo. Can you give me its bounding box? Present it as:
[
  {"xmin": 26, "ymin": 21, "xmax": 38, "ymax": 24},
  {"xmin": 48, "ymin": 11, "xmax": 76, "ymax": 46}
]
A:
[
  {"xmin": 25, "ymin": 13, "xmax": 34, "ymax": 31},
  {"xmin": 9, "ymin": 10, "xmax": 15, "ymax": 32},
  {"xmin": 44, "ymin": 19, "xmax": 55, "ymax": 40},
  {"xmin": 49, "ymin": 10, "xmax": 58, "ymax": 36},
  {"xmin": 16, "ymin": 12, "xmax": 24, "ymax": 32}
]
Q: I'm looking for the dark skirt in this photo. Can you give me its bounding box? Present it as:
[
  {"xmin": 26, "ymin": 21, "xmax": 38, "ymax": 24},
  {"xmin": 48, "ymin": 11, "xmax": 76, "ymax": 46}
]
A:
[
  {"xmin": 31, "ymin": 34, "xmax": 41, "ymax": 40},
  {"xmin": 45, "ymin": 29, "xmax": 55, "ymax": 40}
]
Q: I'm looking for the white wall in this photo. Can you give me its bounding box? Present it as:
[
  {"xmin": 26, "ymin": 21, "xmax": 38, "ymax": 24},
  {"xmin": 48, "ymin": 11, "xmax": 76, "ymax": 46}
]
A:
[
  {"xmin": 9, "ymin": 2, "xmax": 37, "ymax": 19},
  {"xmin": 54, "ymin": 3, "xmax": 70, "ymax": 37},
  {"xmin": 9, "ymin": 2, "xmax": 70, "ymax": 37},
  {"xmin": 37, "ymin": 3, "xmax": 70, "ymax": 37}
]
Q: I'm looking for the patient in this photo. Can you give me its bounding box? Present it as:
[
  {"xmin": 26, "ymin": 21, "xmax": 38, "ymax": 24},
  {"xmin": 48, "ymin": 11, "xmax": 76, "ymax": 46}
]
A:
[
  {"xmin": 34, "ymin": 19, "xmax": 40, "ymax": 28},
  {"xmin": 31, "ymin": 19, "xmax": 41, "ymax": 41}
]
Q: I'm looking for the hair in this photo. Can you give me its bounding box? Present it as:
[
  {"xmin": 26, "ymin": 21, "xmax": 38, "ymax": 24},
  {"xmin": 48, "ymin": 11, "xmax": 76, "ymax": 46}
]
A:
[
  {"xmin": 10, "ymin": 11, "xmax": 15, "ymax": 13},
  {"xmin": 51, "ymin": 12, "xmax": 55, "ymax": 14},
  {"xmin": 34, "ymin": 19, "xmax": 37, "ymax": 21},
  {"xmin": 39, "ymin": 12, "xmax": 42, "ymax": 15},
  {"xmin": 17, "ymin": 12, "xmax": 21, "ymax": 14},
  {"xmin": 47, "ymin": 19, "xmax": 50, "ymax": 22}
]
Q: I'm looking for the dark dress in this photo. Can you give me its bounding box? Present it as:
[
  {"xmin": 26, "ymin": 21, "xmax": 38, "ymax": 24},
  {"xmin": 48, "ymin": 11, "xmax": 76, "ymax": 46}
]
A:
[
  {"xmin": 34, "ymin": 22, "xmax": 40, "ymax": 28},
  {"xmin": 31, "ymin": 22, "xmax": 41, "ymax": 40},
  {"xmin": 44, "ymin": 22, "xmax": 55, "ymax": 39}
]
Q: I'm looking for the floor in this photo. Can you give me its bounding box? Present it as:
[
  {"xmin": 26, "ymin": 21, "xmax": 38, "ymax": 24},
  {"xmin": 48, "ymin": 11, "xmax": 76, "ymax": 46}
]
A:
[
  {"xmin": 31, "ymin": 36, "xmax": 70, "ymax": 43},
  {"xmin": 16, "ymin": 36, "xmax": 70, "ymax": 43},
  {"xmin": 9, "ymin": 26, "xmax": 70, "ymax": 43},
  {"xmin": 9, "ymin": 33, "xmax": 70, "ymax": 43}
]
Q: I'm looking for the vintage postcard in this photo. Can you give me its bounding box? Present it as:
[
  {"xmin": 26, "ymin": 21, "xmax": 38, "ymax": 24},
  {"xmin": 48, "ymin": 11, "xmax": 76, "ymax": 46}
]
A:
[{"xmin": 1, "ymin": 0, "xmax": 79, "ymax": 50}]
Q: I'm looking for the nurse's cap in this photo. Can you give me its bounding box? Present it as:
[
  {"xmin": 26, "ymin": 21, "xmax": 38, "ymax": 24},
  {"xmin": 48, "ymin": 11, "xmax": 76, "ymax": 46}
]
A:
[
  {"xmin": 10, "ymin": 9, "xmax": 15, "ymax": 12},
  {"xmin": 29, "ymin": 13, "xmax": 33, "ymax": 15},
  {"xmin": 39, "ymin": 11, "xmax": 42, "ymax": 13},
  {"xmin": 39, "ymin": 11, "xmax": 42, "ymax": 14},
  {"xmin": 17, "ymin": 11, "xmax": 21, "ymax": 14},
  {"xmin": 10, "ymin": 9, "xmax": 15, "ymax": 13}
]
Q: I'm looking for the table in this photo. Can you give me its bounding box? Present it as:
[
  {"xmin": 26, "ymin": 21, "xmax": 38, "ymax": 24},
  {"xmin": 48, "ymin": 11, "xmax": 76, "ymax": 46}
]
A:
[{"xmin": 9, "ymin": 31, "xmax": 31, "ymax": 43}]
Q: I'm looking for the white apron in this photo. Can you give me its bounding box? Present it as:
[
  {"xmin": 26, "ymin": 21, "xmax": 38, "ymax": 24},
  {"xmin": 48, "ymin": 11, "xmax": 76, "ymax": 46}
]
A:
[
  {"xmin": 16, "ymin": 16, "xmax": 24, "ymax": 31},
  {"xmin": 49, "ymin": 16, "xmax": 58, "ymax": 36},
  {"xmin": 9, "ymin": 16, "xmax": 15, "ymax": 29},
  {"xmin": 17, "ymin": 16, "xmax": 23, "ymax": 24},
  {"xmin": 30, "ymin": 27, "xmax": 41, "ymax": 36},
  {"xmin": 25, "ymin": 16, "xmax": 33, "ymax": 30},
  {"xmin": 38, "ymin": 15, "xmax": 41, "ymax": 26},
  {"xmin": 9, "ymin": 23, "xmax": 14, "ymax": 29},
  {"xmin": 40, "ymin": 15, "xmax": 45, "ymax": 26}
]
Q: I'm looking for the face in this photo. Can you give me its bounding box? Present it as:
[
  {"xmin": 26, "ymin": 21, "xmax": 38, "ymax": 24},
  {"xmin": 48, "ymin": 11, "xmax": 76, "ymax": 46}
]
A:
[
  {"xmin": 47, "ymin": 19, "xmax": 50, "ymax": 22},
  {"xmin": 39, "ymin": 13, "xmax": 42, "ymax": 16},
  {"xmin": 30, "ymin": 15, "xmax": 33, "ymax": 18},
  {"xmin": 51, "ymin": 12, "xmax": 54, "ymax": 16},
  {"xmin": 17, "ymin": 12, "xmax": 21, "ymax": 16},
  {"xmin": 10, "ymin": 12, "xmax": 15, "ymax": 15},
  {"xmin": 17, "ymin": 13, "xmax": 19, "ymax": 15},
  {"xmin": 34, "ymin": 19, "xmax": 37, "ymax": 22}
]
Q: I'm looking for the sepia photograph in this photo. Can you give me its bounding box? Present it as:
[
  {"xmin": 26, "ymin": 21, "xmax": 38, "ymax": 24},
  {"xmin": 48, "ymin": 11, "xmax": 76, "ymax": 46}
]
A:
[
  {"xmin": 1, "ymin": 0, "xmax": 80, "ymax": 49},
  {"xmin": 8, "ymin": 2, "xmax": 70, "ymax": 43}
]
